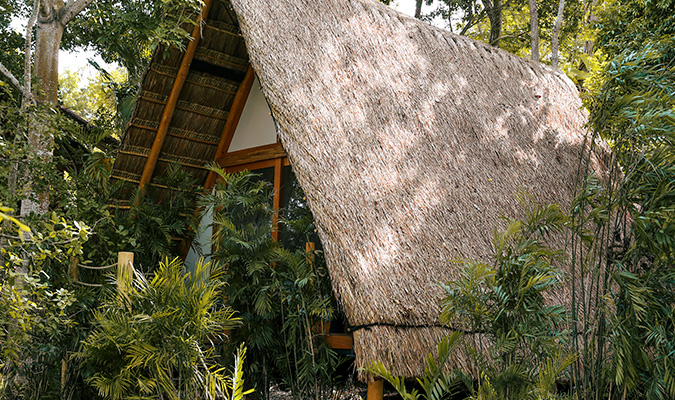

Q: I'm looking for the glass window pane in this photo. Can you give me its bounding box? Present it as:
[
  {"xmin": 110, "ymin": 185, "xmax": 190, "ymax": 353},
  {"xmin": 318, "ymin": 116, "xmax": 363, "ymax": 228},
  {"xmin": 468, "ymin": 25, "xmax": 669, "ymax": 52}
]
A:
[{"xmin": 280, "ymin": 165, "xmax": 321, "ymax": 251}]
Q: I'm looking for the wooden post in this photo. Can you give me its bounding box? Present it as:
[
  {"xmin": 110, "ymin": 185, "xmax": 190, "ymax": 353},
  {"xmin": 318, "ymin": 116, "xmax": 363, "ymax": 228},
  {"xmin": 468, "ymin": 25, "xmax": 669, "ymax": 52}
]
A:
[
  {"xmin": 116, "ymin": 252, "xmax": 134, "ymax": 297},
  {"xmin": 367, "ymin": 378, "xmax": 384, "ymax": 400},
  {"xmin": 305, "ymin": 242, "xmax": 316, "ymax": 263},
  {"xmin": 271, "ymin": 157, "xmax": 284, "ymax": 241}
]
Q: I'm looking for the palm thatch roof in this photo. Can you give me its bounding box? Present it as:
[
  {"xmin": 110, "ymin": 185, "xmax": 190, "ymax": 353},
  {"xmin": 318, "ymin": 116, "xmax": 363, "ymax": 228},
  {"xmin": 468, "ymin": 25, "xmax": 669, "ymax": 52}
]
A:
[{"xmin": 111, "ymin": 0, "xmax": 608, "ymax": 380}]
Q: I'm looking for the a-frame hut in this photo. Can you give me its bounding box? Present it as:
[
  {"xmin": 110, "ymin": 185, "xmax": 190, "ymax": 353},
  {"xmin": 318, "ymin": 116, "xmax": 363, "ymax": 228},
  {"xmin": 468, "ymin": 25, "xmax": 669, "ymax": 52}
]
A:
[{"xmin": 110, "ymin": 0, "xmax": 604, "ymax": 395}]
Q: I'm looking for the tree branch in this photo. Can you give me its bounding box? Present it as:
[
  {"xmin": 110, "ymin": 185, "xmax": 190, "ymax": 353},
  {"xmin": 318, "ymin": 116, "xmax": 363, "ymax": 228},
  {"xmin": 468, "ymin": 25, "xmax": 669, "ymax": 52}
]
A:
[
  {"xmin": 0, "ymin": 62, "xmax": 25, "ymax": 95},
  {"xmin": 460, "ymin": 9, "xmax": 488, "ymax": 36},
  {"xmin": 60, "ymin": 0, "xmax": 94, "ymax": 25},
  {"xmin": 489, "ymin": 32, "xmax": 529, "ymax": 46}
]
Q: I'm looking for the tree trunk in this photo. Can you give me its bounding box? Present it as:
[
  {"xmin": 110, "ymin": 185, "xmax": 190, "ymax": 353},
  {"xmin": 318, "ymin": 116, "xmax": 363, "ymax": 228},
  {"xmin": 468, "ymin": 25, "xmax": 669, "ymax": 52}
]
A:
[
  {"xmin": 487, "ymin": 0, "xmax": 502, "ymax": 47},
  {"xmin": 551, "ymin": 0, "xmax": 566, "ymax": 68},
  {"xmin": 34, "ymin": 21, "xmax": 63, "ymax": 104},
  {"xmin": 583, "ymin": 0, "xmax": 598, "ymax": 56},
  {"xmin": 20, "ymin": 1, "xmax": 63, "ymax": 216},
  {"xmin": 414, "ymin": 0, "xmax": 423, "ymax": 18},
  {"xmin": 528, "ymin": 0, "xmax": 539, "ymax": 61}
]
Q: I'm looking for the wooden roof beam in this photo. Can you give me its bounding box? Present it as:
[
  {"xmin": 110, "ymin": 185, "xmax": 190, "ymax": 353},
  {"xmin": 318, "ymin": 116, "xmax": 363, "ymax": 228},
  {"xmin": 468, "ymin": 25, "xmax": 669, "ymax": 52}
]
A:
[
  {"xmin": 215, "ymin": 142, "xmax": 286, "ymax": 168},
  {"xmin": 138, "ymin": 0, "xmax": 215, "ymax": 192},
  {"xmin": 204, "ymin": 66, "xmax": 256, "ymax": 190}
]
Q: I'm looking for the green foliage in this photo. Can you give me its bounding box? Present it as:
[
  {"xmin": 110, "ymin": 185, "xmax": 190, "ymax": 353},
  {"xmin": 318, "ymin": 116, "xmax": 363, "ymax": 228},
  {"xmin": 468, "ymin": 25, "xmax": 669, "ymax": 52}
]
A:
[
  {"xmin": 419, "ymin": 0, "xmax": 584, "ymax": 67},
  {"xmin": 594, "ymin": 0, "xmax": 675, "ymax": 61},
  {"xmin": 79, "ymin": 258, "xmax": 247, "ymax": 400},
  {"xmin": 117, "ymin": 164, "xmax": 200, "ymax": 269},
  {"xmin": 273, "ymin": 249, "xmax": 340, "ymax": 399},
  {"xmin": 0, "ymin": 0, "xmax": 24, "ymax": 101},
  {"xmin": 0, "ymin": 92, "xmax": 201, "ymax": 397},
  {"xmin": 63, "ymin": 0, "xmax": 205, "ymax": 81},
  {"xmin": 0, "ymin": 212, "xmax": 90, "ymax": 274},
  {"xmin": 365, "ymin": 332, "xmax": 467, "ymax": 400},
  {"xmin": 365, "ymin": 203, "xmax": 573, "ymax": 400},
  {"xmin": 442, "ymin": 200, "xmax": 569, "ymax": 363},
  {"xmin": 0, "ymin": 206, "xmax": 29, "ymax": 234},
  {"xmin": 202, "ymin": 166, "xmax": 340, "ymax": 399},
  {"xmin": 465, "ymin": 352, "xmax": 575, "ymax": 400},
  {"xmin": 440, "ymin": 200, "xmax": 572, "ymax": 399},
  {"xmin": 569, "ymin": 4, "xmax": 675, "ymax": 398},
  {"xmin": 58, "ymin": 67, "xmax": 129, "ymax": 138},
  {"xmin": 0, "ymin": 212, "xmax": 84, "ymax": 399},
  {"xmin": 0, "ymin": 269, "xmax": 77, "ymax": 399}
]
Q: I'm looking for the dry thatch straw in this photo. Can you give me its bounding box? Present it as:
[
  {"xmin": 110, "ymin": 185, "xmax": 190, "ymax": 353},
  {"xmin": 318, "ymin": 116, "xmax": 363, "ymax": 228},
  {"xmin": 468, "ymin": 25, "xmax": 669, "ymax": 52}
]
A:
[{"xmin": 230, "ymin": 0, "xmax": 609, "ymax": 379}]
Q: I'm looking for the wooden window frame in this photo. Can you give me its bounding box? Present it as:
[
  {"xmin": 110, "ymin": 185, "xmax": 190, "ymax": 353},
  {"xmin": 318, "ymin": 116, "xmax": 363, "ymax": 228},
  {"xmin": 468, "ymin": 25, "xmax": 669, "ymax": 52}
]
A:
[{"xmin": 218, "ymin": 142, "xmax": 289, "ymax": 241}]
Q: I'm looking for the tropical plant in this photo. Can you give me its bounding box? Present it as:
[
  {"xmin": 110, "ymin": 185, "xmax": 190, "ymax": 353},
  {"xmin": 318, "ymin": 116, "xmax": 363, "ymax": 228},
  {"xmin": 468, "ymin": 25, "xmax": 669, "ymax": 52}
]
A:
[
  {"xmin": 0, "ymin": 268, "xmax": 77, "ymax": 399},
  {"xmin": 78, "ymin": 257, "xmax": 246, "ymax": 400},
  {"xmin": 365, "ymin": 201, "xmax": 574, "ymax": 400},
  {"xmin": 273, "ymin": 248, "xmax": 340, "ymax": 400},
  {"xmin": 441, "ymin": 200, "xmax": 573, "ymax": 399},
  {"xmin": 0, "ymin": 209, "xmax": 83, "ymax": 400},
  {"xmin": 199, "ymin": 167, "xmax": 284, "ymax": 397},
  {"xmin": 201, "ymin": 166, "xmax": 340, "ymax": 400},
  {"xmin": 569, "ymin": 30, "xmax": 675, "ymax": 399},
  {"xmin": 365, "ymin": 332, "xmax": 467, "ymax": 400}
]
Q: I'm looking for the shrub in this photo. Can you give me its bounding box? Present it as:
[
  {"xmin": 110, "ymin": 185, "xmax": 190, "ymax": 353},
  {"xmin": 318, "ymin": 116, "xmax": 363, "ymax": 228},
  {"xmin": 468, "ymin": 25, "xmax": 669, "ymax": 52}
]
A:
[{"xmin": 79, "ymin": 258, "xmax": 248, "ymax": 400}]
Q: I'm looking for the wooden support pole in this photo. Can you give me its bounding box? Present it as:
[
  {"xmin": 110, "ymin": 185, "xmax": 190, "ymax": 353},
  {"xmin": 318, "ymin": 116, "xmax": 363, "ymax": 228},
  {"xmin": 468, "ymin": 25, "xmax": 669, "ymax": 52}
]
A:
[
  {"xmin": 367, "ymin": 378, "xmax": 384, "ymax": 400},
  {"xmin": 138, "ymin": 0, "xmax": 214, "ymax": 192},
  {"xmin": 306, "ymin": 241, "xmax": 316, "ymax": 272},
  {"xmin": 204, "ymin": 66, "xmax": 256, "ymax": 190},
  {"xmin": 305, "ymin": 242, "xmax": 316, "ymax": 259},
  {"xmin": 116, "ymin": 252, "xmax": 134, "ymax": 298},
  {"xmin": 271, "ymin": 157, "xmax": 284, "ymax": 241}
]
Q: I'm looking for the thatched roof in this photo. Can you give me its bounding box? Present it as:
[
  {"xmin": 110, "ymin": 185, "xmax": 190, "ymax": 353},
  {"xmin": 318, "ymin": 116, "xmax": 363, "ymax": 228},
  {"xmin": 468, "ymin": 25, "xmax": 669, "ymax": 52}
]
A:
[
  {"xmin": 230, "ymin": 0, "xmax": 604, "ymax": 378},
  {"xmin": 111, "ymin": 0, "xmax": 607, "ymax": 380}
]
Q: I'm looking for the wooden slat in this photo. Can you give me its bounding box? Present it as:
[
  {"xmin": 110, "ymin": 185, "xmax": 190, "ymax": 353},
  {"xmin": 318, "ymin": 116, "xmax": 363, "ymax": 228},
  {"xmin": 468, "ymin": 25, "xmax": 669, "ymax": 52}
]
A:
[
  {"xmin": 325, "ymin": 334, "xmax": 354, "ymax": 350},
  {"xmin": 216, "ymin": 143, "xmax": 286, "ymax": 168},
  {"xmin": 204, "ymin": 66, "xmax": 256, "ymax": 189},
  {"xmin": 224, "ymin": 159, "xmax": 278, "ymax": 174},
  {"xmin": 138, "ymin": 0, "xmax": 215, "ymax": 192}
]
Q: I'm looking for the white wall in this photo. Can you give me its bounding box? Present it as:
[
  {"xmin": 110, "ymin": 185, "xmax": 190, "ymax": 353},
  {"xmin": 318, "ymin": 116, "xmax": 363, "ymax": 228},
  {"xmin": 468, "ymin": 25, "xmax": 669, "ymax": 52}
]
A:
[
  {"xmin": 185, "ymin": 204, "xmax": 213, "ymax": 272},
  {"xmin": 227, "ymin": 77, "xmax": 278, "ymax": 152}
]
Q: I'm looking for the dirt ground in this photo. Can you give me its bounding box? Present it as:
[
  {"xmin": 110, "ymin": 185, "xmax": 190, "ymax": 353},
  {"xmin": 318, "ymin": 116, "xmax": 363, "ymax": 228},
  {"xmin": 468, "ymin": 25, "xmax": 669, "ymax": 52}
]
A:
[{"xmin": 267, "ymin": 382, "xmax": 401, "ymax": 400}]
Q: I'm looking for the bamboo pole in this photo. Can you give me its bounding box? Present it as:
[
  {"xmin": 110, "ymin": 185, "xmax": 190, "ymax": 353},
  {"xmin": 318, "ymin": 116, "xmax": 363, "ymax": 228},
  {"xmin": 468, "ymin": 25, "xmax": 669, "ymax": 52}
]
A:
[
  {"xmin": 367, "ymin": 378, "xmax": 384, "ymax": 400},
  {"xmin": 138, "ymin": 0, "xmax": 215, "ymax": 192},
  {"xmin": 204, "ymin": 66, "xmax": 256, "ymax": 190}
]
